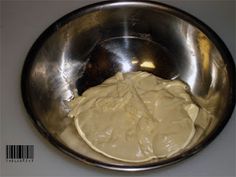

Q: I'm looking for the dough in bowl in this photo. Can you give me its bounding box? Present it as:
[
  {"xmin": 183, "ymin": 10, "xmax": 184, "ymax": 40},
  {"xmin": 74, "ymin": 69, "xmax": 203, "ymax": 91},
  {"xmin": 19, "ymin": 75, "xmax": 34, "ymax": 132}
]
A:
[{"xmin": 68, "ymin": 72, "xmax": 199, "ymax": 162}]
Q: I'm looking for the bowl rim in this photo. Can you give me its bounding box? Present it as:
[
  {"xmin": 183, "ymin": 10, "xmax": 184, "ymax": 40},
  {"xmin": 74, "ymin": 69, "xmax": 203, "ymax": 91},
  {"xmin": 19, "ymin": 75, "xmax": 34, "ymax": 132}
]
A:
[{"xmin": 21, "ymin": 0, "xmax": 236, "ymax": 171}]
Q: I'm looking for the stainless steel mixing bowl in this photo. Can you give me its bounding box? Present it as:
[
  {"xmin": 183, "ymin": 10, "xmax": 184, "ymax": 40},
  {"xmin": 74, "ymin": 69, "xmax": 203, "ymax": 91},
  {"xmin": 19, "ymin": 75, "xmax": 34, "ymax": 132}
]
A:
[{"xmin": 21, "ymin": 1, "xmax": 235, "ymax": 171}]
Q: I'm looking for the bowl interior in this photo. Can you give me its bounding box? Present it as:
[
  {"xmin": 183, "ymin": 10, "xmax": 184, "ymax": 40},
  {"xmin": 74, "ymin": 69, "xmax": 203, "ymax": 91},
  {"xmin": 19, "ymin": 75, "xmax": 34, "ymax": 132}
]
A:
[{"xmin": 23, "ymin": 1, "xmax": 235, "ymax": 169}]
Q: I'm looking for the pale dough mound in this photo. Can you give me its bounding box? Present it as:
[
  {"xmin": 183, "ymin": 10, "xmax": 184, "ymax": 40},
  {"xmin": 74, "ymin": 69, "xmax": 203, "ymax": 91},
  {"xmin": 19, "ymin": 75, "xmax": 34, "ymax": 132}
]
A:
[{"xmin": 68, "ymin": 72, "xmax": 199, "ymax": 162}]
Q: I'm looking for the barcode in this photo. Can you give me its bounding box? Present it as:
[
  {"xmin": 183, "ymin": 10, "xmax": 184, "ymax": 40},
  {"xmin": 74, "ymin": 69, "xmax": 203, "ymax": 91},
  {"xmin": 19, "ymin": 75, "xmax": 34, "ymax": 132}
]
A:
[{"xmin": 6, "ymin": 145, "xmax": 34, "ymax": 162}]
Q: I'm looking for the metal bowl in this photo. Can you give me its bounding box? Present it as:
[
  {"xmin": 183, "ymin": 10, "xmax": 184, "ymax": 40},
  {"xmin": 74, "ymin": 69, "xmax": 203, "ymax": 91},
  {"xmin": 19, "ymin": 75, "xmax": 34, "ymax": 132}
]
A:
[{"xmin": 21, "ymin": 1, "xmax": 235, "ymax": 171}]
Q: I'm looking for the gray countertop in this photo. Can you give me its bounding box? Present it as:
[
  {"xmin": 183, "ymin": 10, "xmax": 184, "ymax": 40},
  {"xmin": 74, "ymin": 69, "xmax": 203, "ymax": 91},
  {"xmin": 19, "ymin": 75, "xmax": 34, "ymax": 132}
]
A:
[{"xmin": 1, "ymin": 1, "xmax": 235, "ymax": 177}]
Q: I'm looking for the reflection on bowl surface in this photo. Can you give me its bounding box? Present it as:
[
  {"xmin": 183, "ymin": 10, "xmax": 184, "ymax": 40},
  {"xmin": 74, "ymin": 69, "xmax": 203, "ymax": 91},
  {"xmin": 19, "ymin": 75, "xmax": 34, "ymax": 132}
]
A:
[{"xmin": 22, "ymin": 1, "xmax": 235, "ymax": 171}]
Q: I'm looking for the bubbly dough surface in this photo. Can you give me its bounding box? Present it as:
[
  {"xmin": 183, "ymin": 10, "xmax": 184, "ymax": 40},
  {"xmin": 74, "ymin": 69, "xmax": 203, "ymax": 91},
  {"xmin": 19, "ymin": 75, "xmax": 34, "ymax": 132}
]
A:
[{"xmin": 68, "ymin": 72, "xmax": 199, "ymax": 162}]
